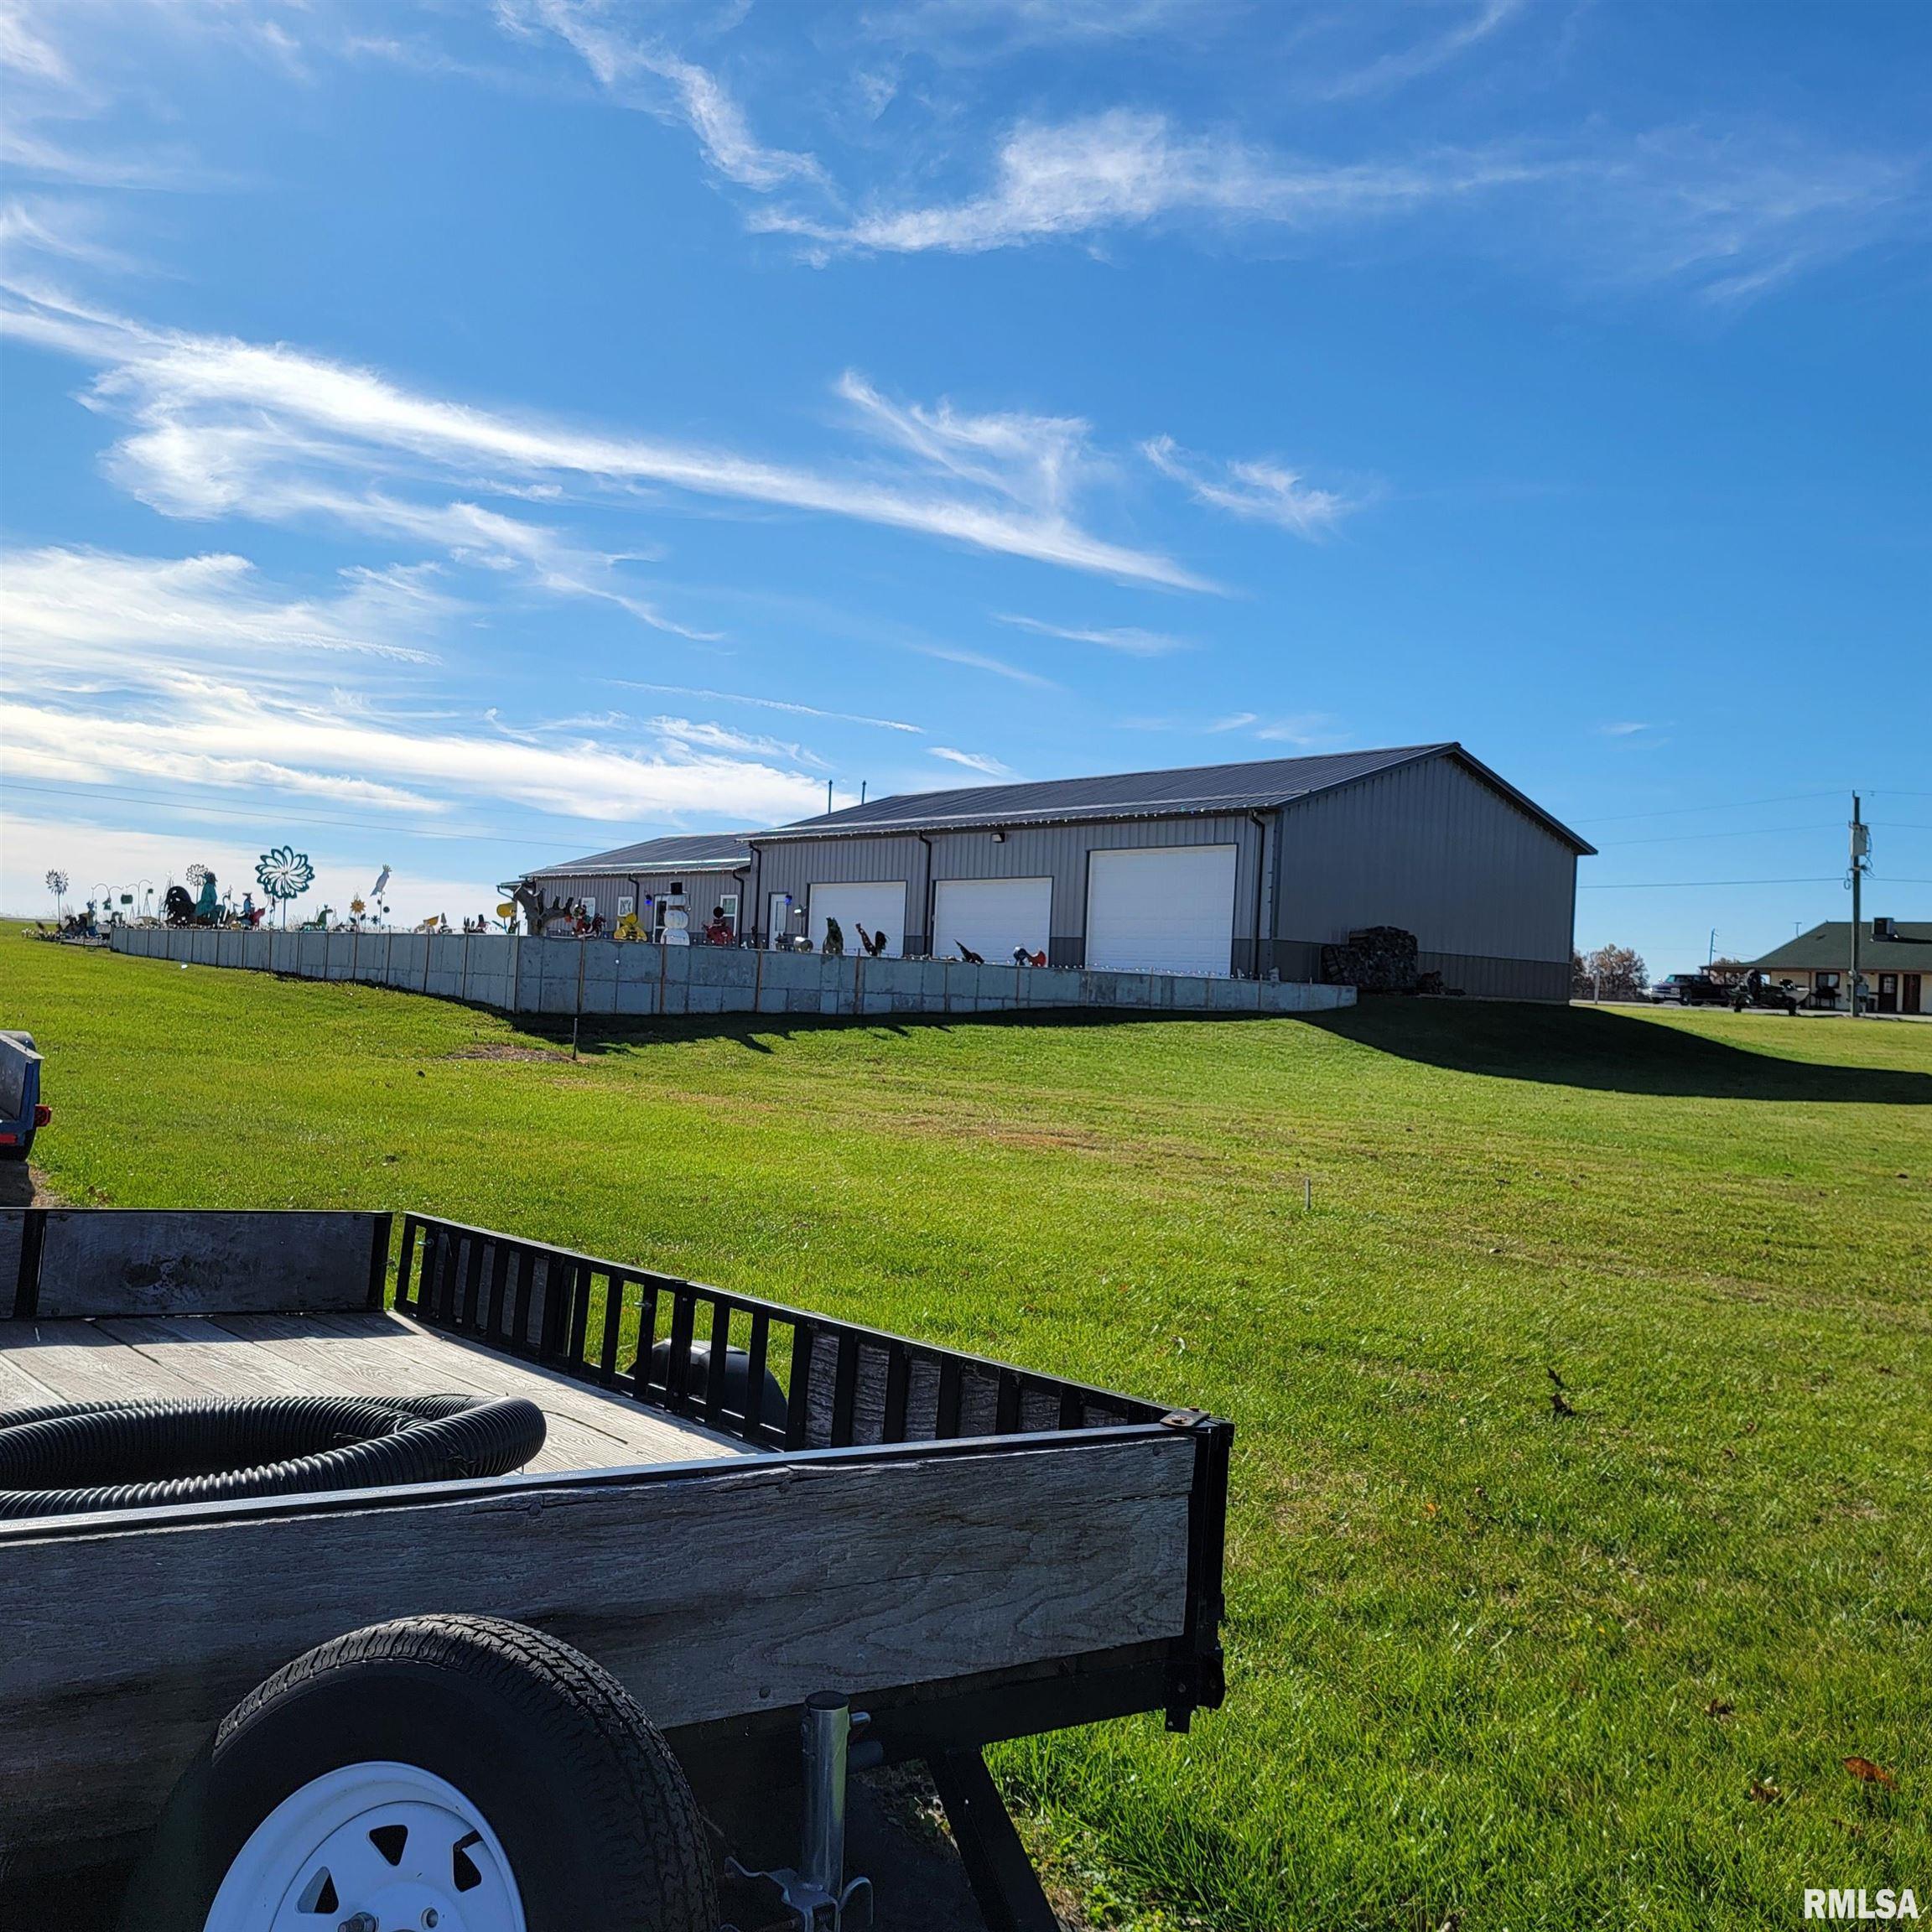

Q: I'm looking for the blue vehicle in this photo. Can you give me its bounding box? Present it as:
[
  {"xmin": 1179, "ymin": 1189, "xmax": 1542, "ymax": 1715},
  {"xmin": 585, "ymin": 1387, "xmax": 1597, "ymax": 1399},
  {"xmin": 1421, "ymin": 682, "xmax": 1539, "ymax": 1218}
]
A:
[{"xmin": 0, "ymin": 1031, "xmax": 49, "ymax": 1161}]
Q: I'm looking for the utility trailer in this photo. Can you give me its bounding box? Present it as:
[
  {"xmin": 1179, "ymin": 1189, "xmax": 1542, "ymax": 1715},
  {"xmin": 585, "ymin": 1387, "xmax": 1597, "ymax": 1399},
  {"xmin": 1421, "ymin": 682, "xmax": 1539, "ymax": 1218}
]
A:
[{"xmin": 0, "ymin": 1208, "xmax": 1231, "ymax": 1932}]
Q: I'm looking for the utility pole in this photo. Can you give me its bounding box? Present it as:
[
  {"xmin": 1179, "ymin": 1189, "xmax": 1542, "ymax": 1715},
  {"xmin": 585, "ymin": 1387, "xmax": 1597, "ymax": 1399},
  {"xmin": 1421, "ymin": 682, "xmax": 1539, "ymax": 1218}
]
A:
[
  {"xmin": 1848, "ymin": 792, "xmax": 1869, "ymax": 1016},
  {"xmin": 826, "ymin": 779, "xmax": 834, "ymax": 816},
  {"xmin": 1707, "ymin": 927, "xmax": 1718, "ymax": 967}
]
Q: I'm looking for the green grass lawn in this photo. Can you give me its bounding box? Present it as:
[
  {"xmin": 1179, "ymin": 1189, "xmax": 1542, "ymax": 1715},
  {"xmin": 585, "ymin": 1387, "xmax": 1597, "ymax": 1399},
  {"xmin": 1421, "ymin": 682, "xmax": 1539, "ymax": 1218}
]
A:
[{"xmin": 7, "ymin": 935, "xmax": 1929, "ymax": 1930}]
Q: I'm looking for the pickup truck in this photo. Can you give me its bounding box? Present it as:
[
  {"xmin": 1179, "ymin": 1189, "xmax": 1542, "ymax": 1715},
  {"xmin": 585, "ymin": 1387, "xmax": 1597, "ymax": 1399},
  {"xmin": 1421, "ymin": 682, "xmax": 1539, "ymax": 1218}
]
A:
[
  {"xmin": 1649, "ymin": 974, "xmax": 1730, "ymax": 1006},
  {"xmin": 0, "ymin": 1030, "xmax": 50, "ymax": 1159}
]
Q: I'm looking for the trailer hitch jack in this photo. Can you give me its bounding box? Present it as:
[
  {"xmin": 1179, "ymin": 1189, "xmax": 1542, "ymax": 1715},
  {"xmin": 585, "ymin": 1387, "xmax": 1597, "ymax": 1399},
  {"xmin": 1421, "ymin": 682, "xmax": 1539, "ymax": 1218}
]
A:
[{"xmin": 728, "ymin": 1690, "xmax": 876, "ymax": 1930}]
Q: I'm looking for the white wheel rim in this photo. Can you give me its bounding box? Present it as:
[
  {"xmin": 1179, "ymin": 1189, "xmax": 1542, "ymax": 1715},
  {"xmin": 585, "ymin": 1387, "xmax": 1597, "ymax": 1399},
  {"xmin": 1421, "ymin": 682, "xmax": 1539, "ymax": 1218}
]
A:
[{"xmin": 200, "ymin": 1760, "xmax": 527, "ymax": 1932}]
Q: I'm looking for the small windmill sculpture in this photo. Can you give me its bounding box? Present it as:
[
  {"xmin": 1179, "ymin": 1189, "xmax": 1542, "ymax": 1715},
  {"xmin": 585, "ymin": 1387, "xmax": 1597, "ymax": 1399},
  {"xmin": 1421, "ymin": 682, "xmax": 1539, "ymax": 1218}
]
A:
[{"xmin": 255, "ymin": 846, "xmax": 315, "ymax": 928}]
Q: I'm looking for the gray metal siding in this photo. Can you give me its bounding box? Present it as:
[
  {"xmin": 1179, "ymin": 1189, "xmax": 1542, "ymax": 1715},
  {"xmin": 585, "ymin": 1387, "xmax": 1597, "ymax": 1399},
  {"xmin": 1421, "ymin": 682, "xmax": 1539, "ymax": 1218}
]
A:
[
  {"xmin": 529, "ymin": 870, "xmax": 748, "ymax": 917},
  {"xmin": 753, "ymin": 816, "xmax": 1268, "ymax": 969},
  {"xmin": 1273, "ymin": 756, "xmax": 1576, "ymax": 976}
]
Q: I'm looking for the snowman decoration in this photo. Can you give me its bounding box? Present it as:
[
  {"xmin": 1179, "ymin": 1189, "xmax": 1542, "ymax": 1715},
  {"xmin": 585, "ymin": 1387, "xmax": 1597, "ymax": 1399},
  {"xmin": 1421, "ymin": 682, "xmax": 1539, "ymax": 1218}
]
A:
[{"xmin": 662, "ymin": 880, "xmax": 691, "ymax": 947}]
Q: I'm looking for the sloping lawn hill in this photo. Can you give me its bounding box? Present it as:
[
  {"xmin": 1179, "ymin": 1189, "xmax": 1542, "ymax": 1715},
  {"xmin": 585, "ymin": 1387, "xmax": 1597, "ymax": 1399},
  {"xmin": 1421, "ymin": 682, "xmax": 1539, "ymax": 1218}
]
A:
[{"xmin": 7, "ymin": 935, "xmax": 1928, "ymax": 1930}]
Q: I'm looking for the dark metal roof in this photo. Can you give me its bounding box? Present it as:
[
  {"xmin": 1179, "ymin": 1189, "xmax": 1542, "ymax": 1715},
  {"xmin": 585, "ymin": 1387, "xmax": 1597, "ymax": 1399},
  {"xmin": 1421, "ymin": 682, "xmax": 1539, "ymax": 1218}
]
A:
[
  {"xmin": 525, "ymin": 832, "xmax": 753, "ymax": 880},
  {"xmin": 753, "ymin": 744, "xmax": 1595, "ymax": 853},
  {"xmin": 1746, "ymin": 921, "xmax": 1932, "ymax": 971}
]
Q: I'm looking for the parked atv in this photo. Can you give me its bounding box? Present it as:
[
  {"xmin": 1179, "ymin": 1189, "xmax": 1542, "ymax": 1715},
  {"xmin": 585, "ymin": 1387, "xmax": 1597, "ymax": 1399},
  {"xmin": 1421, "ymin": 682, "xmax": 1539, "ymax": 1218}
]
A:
[{"xmin": 1732, "ymin": 971, "xmax": 1800, "ymax": 1015}]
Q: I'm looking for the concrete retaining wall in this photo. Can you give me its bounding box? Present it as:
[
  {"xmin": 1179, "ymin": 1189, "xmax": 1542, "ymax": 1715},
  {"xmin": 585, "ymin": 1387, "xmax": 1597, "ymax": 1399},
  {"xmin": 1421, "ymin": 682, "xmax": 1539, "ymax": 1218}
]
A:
[{"xmin": 112, "ymin": 926, "xmax": 1356, "ymax": 1021}]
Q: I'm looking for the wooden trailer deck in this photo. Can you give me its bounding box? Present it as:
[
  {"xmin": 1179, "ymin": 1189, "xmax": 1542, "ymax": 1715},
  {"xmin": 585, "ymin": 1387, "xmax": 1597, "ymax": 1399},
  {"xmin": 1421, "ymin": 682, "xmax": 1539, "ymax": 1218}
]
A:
[
  {"xmin": 0, "ymin": 1308, "xmax": 757, "ymax": 1473},
  {"xmin": 2, "ymin": 1205, "xmax": 1232, "ymax": 1922}
]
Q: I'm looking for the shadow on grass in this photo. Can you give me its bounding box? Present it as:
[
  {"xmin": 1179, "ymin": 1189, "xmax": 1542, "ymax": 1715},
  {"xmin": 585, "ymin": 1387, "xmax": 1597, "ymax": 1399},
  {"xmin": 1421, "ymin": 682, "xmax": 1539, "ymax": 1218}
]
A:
[
  {"xmin": 499, "ymin": 1000, "xmax": 1929, "ymax": 1101},
  {"xmin": 510, "ymin": 1005, "xmax": 1257, "ymax": 1057},
  {"xmin": 1306, "ymin": 1000, "xmax": 1932, "ymax": 1103}
]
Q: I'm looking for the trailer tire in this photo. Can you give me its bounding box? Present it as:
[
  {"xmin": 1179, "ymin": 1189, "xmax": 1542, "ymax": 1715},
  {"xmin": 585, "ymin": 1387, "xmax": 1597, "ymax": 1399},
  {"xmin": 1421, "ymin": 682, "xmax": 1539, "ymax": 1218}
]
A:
[{"xmin": 118, "ymin": 1613, "xmax": 716, "ymax": 1932}]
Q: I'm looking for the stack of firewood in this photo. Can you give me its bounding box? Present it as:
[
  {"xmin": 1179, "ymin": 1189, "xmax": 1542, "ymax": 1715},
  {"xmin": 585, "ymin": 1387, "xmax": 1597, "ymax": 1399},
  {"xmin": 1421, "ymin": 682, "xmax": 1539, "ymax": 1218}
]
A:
[{"xmin": 1320, "ymin": 924, "xmax": 1420, "ymax": 993}]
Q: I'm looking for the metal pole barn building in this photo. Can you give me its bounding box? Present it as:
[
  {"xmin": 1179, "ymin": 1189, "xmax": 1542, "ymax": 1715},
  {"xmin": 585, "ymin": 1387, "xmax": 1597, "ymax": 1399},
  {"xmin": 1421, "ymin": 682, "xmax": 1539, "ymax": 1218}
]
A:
[
  {"xmin": 745, "ymin": 744, "xmax": 1594, "ymax": 1001},
  {"xmin": 516, "ymin": 833, "xmax": 754, "ymax": 937}
]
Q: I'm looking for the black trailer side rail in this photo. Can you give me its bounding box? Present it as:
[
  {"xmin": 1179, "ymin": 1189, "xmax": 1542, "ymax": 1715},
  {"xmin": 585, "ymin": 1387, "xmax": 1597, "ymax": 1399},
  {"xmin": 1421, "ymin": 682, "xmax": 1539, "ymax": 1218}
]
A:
[{"xmin": 393, "ymin": 1212, "xmax": 1231, "ymax": 1727}]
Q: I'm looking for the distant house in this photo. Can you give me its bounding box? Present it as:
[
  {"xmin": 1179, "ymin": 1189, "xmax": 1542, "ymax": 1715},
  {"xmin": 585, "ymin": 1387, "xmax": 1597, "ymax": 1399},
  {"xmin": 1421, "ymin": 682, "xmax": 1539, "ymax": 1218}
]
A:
[
  {"xmin": 1744, "ymin": 919, "xmax": 1929, "ymax": 1014},
  {"xmin": 514, "ymin": 833, "xmax": 752, "ymax": 937}
]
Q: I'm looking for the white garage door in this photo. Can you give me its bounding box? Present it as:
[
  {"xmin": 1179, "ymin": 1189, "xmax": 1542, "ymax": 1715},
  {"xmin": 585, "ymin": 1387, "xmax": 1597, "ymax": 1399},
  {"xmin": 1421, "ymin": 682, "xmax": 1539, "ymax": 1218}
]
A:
[
  {"xmin": 808, "ymin": 881, "xmax": 907, "ymax": 958},
  {"xmin": 932, "ymin": 876, "xmax": 1052, "ymax": 964},
  {"xmin": 1085, "ymin": 845, "xmax": 1238, "ymax": 977}
]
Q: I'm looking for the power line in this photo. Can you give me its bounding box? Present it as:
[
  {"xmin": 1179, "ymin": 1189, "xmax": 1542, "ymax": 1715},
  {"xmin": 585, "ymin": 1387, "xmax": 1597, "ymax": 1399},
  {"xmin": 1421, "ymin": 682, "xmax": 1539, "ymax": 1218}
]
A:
[
  {"xmin": 1600, "ymin": 822, "xmax": 1839, "ymax": 848},
  {"xmin": 1581, "ymin": 875, "xmax": 1932, "ymax": 891},
  {"xmin": 1600, "ymin": 818, "xmax": 1932, "ymax": 847},
  {"xmin": 1572, "ymin": 788, "xmax": 1843, "ymax": 825}
]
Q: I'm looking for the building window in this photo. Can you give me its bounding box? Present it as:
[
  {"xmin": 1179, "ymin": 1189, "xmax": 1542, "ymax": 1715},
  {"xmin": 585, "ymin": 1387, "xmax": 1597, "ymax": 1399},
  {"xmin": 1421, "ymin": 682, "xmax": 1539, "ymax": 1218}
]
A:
[
  {"xmin": 1814, "ymin": 970, "xmax": 1841, "ymax": 1007},
  {"xmin": 719, "ymin": 894, "xmax": 740, "ymax": 934},
  {"xmin": 616, "ymin": 896, "xmax": 635, "ymax": 917},
  {"xmin": 581, "ymin": 896, "xmax": 597, "ymax": 921}
]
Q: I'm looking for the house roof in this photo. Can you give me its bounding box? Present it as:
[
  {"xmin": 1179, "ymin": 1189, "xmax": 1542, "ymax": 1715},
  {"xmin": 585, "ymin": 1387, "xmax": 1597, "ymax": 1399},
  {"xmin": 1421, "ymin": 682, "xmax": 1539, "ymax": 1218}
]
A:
[
  {"xmin": 524, "ymin": 833, "xmax": 753, "ymax": 881},
  {"xmin": 754, "ymin": 744, "xmax": 1596, "ymax": 853},
  {"xmin": 1745, "ymin": 921, "xmax": 1932, "ymax": 972}
]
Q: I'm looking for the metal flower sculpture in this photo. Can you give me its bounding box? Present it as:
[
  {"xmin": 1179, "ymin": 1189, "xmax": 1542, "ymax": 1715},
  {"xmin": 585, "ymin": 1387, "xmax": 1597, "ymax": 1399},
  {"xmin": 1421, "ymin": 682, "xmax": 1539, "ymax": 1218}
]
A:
[
  {"xmin": 44, "ymin": 869, "xmax": 69, "ymax": 899},
  {"xmin": 255, "ymin": 846, "xmax": 315, "ymax": 903},
  {"xmin": 185, "ymin": 864, "xmax": 213, "ymax": 891}
]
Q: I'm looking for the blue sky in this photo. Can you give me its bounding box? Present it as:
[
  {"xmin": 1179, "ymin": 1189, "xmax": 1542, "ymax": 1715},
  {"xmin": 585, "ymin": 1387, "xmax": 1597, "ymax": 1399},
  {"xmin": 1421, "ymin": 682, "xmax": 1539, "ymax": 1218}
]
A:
[{"xmin": 3, "ymin": 0, "xmax": 1928, "ymax": 969}]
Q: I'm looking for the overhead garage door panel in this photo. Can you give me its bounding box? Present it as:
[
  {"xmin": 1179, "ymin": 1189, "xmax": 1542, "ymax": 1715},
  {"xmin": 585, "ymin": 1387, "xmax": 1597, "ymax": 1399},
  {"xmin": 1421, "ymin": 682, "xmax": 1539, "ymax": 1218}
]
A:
[
  {"xmin": 932, "ymin": 877, "xmax": 1052, "ymax": 963},
  {"xmin": 808, "ymin": 881, "xmax": 907, "ymax": 958},
  {"xmin": 1085, "ymin": 846, "xmax": 1237, "ymax": 977}
]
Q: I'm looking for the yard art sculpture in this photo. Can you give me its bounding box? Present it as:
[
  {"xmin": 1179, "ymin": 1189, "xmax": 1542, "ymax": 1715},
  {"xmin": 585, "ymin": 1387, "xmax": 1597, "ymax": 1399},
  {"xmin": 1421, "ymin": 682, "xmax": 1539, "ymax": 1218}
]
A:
[
  {"xmin": 186, "ymin": 864, "xmax": 221, "ymax": 924},
  {"xmin": 254, "ymin": 846, "xmax": 315, "ymax": 928},
  {"xmin": 44, "ymin": 870, "xmax": 69, "ymax": 917}
]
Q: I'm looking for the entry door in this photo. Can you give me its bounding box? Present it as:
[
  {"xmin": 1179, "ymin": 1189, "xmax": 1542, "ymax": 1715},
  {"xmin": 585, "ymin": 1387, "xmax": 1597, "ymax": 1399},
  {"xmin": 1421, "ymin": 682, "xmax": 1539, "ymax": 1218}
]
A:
[
  {"xmin": 1905, "ymin": 974, "xmax": 1924, "ymax": 1015},
  {"xmin": 933, "ymin": 877, "xmax": 1052, "ymax": 963},
  {"xmin": 1877, "ymin": 973, "xmax": 1898, "ymax": 1014},
  {"xmin": 1084, "ymin": 845, "xmax": 1238, "ymax": 976},
  {"xmin": 768, "ymin": 893, "xmax": 792, "ymax": 948}
]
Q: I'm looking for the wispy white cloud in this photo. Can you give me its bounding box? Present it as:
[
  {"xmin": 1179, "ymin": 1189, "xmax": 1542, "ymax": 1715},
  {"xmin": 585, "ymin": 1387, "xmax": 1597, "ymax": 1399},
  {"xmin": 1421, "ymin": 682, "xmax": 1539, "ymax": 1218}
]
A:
[
  {"xmin": 0, "ymin": 2, "xmax": 71, "ymax": 84},
  {"xmin": 756, "ymin": 101, "xmax": 1919, "ymax": 304},
  {"xmin": 650, "ymin": 714, "xmax": 831, "ymax": 768},
  {"xmin": 1561, "ymin": 127, "xmax": 1919, "ymax": 304},
  {"xmin": 1121, "ymin": 709, "xmax": 1348, "ymax": 748},
  {"xmin": 4, "ymin": 687, "xmax": 830, "ymax": 827},
  {"xmin": 609, "ymin": 681, "xmax": 922, "ymax": 734},
  {"xmin": 854, "ymin": 0, "xmax": 1228, "ymax": 66},
  {"xmin": 0, "ymin": 197, "xmax": 141, "ymax": 271},
  {"xmin": 929, "ymin": 745, "xmax": 1016, "ymax": 777},
  {"xmin": 911, "ymin": 642, "xmax": 1059, "ymax": 690},
  {"xmin": 508, "ymin": 0, "xmax": 826, "ymax": 191},
  {"xmin": 837, "ymin": 371, "xmax": 1092, "ymax": 521},
  {"xmin": 1143, "ymin": 435, "xmax": 1355, "ymax": 538},
  {"xmin": 1317, "ymin": 0, "xmax": 1526, "ymax": 101},
  {"xmin": 2, "ymin": 546, "xmax": 447, "ymax": 682},
  {"xmin": 0, "ymin": 125, "xmax": 216, "ymax": 190},
  {"xmin": 995, "ymin": 612, "xmax": 1189, "ymax": 657},
  {"xmin": 2, "ymin": 282, "xmax": 1204, "ymax": 589},
  {"xmin": 1252, "ymin": 713, "xmax": 1346, "ymax": 747},
  {"xmin": 2, "ymin": 543, "xmax": 835, "ymax": 831},
  {"xmin": 765, "ymin": 109, "xmax": 1545, "ymax": 255}
]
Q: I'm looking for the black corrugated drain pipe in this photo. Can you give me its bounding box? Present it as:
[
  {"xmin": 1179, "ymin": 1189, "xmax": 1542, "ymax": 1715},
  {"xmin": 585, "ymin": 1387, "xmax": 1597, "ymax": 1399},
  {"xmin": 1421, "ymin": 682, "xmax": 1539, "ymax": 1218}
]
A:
[{"xmin": 0, "ymin": 1392, "xmax": 546, "ymax": 1519}]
